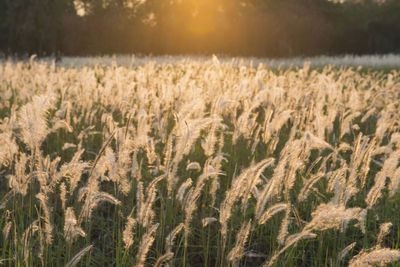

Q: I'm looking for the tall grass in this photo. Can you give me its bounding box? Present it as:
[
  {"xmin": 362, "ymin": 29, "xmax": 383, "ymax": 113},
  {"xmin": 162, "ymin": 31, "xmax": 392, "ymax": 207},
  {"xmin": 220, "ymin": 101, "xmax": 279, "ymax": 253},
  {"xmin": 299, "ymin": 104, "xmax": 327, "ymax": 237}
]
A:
[{"xmin": 0, "ymin": 56, "xmax": 400, "ymax": 266}]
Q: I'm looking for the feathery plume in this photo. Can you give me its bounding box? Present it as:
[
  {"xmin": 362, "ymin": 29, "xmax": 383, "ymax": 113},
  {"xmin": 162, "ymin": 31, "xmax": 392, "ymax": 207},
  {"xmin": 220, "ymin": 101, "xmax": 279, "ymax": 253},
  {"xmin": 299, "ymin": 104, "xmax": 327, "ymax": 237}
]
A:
[
  {"xmin": 304, "ymin": 203, "xmax": 365, "ymax": 233},
  {"xmin": 36, "ymin": 193, "xmax": 53, "ymax": 245},
  {"xmin": 122, "ymin": 216, "xmax": 137, "ymax": 250},
  {"xmin": 64, "ymin": 207, "xmax": 86, "ymax": 246},
  {"xmin": 165, "ymin": 223, "xmax": 184, "ymax": 253},
  {"xmin": 349, "ymin": 248, "xmax": 400, "ymax": 267},
  {"xmin": 176, "ymin": 178, "xmax": 192, "ymax": 204},
  {"xmin": 154, "ymin": 252, "xmax": 174, "ymax": 267},
  {"xmin": 17, "ymin": 94, "xmax": 55, "ymax": 150},
  {"xmin": 8, "ymin": 153, "xmax": 30, "ymax": 196},
  {"xmin": 377, "ymin": 222, "xmax": 392, "ymax": 246},
  {"xmin": 338, "ymin": 242, "xmax": 357, "ymax": 262},
  {"xmin": 265, "ymin": 230, "xmax": 317, "ymax": 267},
  {"xmin": 258, "ymin": 203, "xmax": 289, "ymax": 225},
  {"xmin": 65, "ymin": 245, "xmax": 93, "ymax": 267},
  {"xmin": 227, "ymin": 220, "xmax": 252, "ymax": 267},
  {"xmin": 186, "ymin": 161, "xmax": 201, "ymax": 171},
  {"xmin": 202, "ymin": 217, "xmax": 218, "ymax": 227},
  {"xmin": 135, "ymin": 223, "xmax": 159, "ymax": 267}
]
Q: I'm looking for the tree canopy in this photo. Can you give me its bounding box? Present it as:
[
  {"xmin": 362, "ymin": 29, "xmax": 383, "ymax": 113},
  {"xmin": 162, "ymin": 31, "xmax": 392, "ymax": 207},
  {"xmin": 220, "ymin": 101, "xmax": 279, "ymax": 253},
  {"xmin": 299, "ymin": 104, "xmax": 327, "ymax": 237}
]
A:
[{"xmin": 1, "ymin": 0, "xmax": 399, "ymax": 57}]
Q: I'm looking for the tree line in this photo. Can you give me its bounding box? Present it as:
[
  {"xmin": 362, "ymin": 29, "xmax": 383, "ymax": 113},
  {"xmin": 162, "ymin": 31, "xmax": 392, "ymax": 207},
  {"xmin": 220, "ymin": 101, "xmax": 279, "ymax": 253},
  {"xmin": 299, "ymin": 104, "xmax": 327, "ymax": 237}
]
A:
[{"xmin": 1, "ymin": 0, "xmax": 399, "ymax": 57}]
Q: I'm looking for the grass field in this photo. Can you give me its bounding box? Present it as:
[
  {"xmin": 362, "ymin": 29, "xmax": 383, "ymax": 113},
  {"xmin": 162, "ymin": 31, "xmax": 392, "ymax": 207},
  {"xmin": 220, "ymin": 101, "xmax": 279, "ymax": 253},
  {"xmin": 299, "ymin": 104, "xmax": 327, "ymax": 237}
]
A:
[{"xmin": 1, "ymin": 55, "xmax": 400, "ymax": 266}]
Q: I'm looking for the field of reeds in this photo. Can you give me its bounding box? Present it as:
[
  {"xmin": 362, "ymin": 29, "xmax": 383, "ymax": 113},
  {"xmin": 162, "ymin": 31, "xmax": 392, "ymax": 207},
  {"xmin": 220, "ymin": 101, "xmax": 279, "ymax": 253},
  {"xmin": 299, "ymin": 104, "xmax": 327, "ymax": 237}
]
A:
[{"xmin": 1, "ymin": 56, "xmax": 400, "ymax": 266}]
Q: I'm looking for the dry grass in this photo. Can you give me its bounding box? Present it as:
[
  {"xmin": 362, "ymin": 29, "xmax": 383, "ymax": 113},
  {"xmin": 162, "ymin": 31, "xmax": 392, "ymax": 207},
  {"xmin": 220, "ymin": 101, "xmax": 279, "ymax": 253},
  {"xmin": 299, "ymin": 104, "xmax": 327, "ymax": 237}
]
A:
[{"xmin": 0, "ymin": 56, "xmax": 400, "ymax": 266}]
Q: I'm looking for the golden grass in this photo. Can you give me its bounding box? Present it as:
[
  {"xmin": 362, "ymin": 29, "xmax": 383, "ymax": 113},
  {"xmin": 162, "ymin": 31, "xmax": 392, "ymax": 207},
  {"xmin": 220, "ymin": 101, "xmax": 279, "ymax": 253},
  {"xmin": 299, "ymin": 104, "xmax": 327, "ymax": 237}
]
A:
[{"xmin": 0, "ymin": 56, "xmax": 400, "ymax": 266}]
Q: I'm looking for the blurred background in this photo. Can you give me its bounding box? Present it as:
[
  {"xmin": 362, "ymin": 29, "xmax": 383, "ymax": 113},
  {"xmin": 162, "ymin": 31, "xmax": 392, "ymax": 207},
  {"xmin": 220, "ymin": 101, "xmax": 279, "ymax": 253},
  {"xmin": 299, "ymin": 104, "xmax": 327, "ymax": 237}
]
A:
[{"xmin": 0, "ymin": 0, "xmax": 399, "ymax": 57}]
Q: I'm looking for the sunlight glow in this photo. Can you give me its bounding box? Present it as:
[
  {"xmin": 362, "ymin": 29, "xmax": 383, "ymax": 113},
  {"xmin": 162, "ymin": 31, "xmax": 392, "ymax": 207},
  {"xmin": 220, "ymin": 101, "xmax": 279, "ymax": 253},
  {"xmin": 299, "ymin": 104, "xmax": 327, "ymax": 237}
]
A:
[
  {"xmin": 73, "ymin": 0, "xmax": 86, "ymax": 17},
  {"xmin": 170, "ymin": 0, "xmax": 221, "ymax": 35}
]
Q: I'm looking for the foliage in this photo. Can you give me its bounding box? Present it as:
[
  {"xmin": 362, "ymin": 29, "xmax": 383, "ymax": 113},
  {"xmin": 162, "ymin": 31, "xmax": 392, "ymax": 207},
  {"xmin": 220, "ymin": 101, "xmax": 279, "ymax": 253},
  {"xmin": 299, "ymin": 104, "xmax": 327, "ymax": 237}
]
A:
[{"xmin": 1, "ymin": 0, "xmax": 400, "ymax": 56}]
